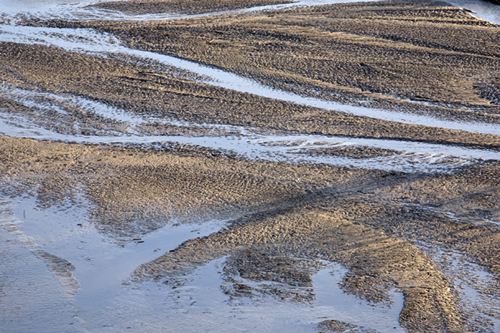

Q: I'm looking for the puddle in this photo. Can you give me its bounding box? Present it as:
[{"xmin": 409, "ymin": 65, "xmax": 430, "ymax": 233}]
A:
[
  {"xmin": 4, "ymin": 195, "xmax": 227, "ymax": 294},
  {"xmin": 0, "ymin": 193, "xmax": 405, "ymax": 332},
  {"xmin": 0, "ymin": 224, "xmax": 84, "ymax": 333},
  {"xmin": 102, "ymin": 258, "xmax": 404, "ymax": 333},
  {"xmin": 0, "ymin": 194, "xmax": 230, "ymax": 331},
  {"xmin": 313, "ymin": 266, "xmax": 403, "ymax": 332}
]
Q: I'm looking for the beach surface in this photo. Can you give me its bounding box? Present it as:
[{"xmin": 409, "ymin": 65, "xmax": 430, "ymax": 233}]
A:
[{"xmin": 1, "ymin": 1, "xmax": 500, "ymax": 332}]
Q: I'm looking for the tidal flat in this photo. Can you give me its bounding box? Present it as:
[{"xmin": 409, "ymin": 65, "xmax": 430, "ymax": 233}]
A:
[{"xmin": 1, "ymin": 0, "xmax": 500, "ymax": 332}]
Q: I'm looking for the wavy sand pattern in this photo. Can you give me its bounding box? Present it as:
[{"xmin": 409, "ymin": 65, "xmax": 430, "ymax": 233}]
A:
[{"xmin": 1, "ymin": 1, "xmax": 500, "ymax": 332}]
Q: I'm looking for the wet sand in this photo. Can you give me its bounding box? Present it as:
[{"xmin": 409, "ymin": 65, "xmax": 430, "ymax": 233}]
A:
[
  {"xmin": 1, "ymin": 0, "xmax": 500, "ymax": 332},
  {"xmin": 52, "ymin": 1, "xmax": 500, "ymax": 118},
  {"xmin": 91, "ymin": 0, "xmax": 293, "ymax": 15},
  {"xmin": 1, "ymin": 134, "xmax": 500, "ymax": 332},
  {"xmin": 1, "ymin": 41, "xmax": 499, "ymax": 150}
]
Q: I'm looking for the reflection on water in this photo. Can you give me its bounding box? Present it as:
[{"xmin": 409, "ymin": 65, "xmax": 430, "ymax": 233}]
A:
[
  {"xmin": 1, "ymin": 0, "xmax": 499, "ymax": 331},
  {"xmin": 1, "ymin": 83, "xmax": 499, "ymax": 173},
  {"xmin": 0, "ymin": 194, "xmax": 405, "ymax": 332},
  {"xmin": 0, "ymin": 0, "xmax": 110, "ymax": 11},
  {"xmin": 2, "ymin": 108, "xmax": 498, "ymax": 174},
  {"xmin": 418, "ymin": 244, "xmax": 500, "ymax": 331}
]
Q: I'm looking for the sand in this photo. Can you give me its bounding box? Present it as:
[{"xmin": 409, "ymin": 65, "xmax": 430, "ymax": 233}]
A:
[{"xmin": 1, "ymin": 0, "xmax": 500, "ymax": 332}]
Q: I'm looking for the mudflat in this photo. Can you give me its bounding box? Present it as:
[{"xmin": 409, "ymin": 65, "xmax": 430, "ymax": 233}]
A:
[
  {"xmin": 1, "ymin": 0, "xmax": 500, "ymax": 332},
  {"xmin": 1, "ymin": 134, "xmax": 500, "ymax": 332}
]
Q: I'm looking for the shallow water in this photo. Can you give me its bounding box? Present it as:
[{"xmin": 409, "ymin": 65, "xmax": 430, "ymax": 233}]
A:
[
  {"xmin": 0, "ymin": 194, "xmax": 405, "ymax": 332},
  {"xmin": 448, "ymin": 0, "xmax": 500, "ymax": 25},
  {"xmin": 1, "ymin": 0, "xmax": 500, "ymax": 331},
  {"xmin": 0, "ymin": 18, "xmax": 498, "ymax": 174},
  {"xmin": 0, "ymin": 226, "xmax": 82, "ymax": 333},
  {"xmin": 418, "ymin": 244, "xmax": 500, "ymax": 332},
  {"xmin": 1, "ymin": 24, "xmax": 499, "ymax": 136},
  {"xmin": 2, "ymin": 102, "xmax": 499, "ymax": 174},
  {"xmin": 0, "ymin": 1, "xmax": 378, "ymax": 20},
  {"xmin": 2, "ymin": 85, "xmax": 500, "ymax": 174}
]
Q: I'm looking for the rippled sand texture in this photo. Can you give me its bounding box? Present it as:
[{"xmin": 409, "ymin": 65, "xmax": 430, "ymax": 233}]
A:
[
  {"xmin": 1, "ymin": 135, "xmax": 500, "ymax": 332},
  {"xmin": 1, "ymin": 0, "xmax": 500, "ymax": 332},
  {"xmin": 91, "ymin": 0, "xmax": 293, "ymax": 15},
  {"xmin": 73, "ymin": 1, "xmax": 500, "ymax": 116}
]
